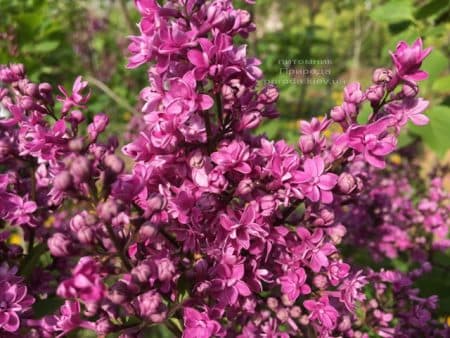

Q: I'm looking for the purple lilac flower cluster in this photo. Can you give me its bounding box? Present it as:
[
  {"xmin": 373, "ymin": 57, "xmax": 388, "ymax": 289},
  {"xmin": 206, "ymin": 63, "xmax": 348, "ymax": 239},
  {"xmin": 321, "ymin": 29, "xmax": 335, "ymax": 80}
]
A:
[
  {"xmin": 0, "ymin": 0, "xmax": 448, "ymax": 337},
  {"xmin": 341, "ymin": 162, "xmax": 449, "ymax": 263}
]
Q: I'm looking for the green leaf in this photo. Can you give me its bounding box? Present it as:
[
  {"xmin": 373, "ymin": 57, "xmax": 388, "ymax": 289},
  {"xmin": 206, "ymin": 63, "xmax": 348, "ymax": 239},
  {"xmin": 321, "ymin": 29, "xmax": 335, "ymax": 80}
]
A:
[
  {"xmin": 369, "ymin": 0, "xmax": 414, "ymax": 23},
  {"xmin": 33, "ymin": 296, "xmax": 64, "ymax": 318},
  {"xmin": 19, "ymin": 243, "xmax": 47, "ymax": 278},
  {"xmin": 414, "ymin": 0, "xmax": 450, "ymax": 20},
  {"xmin": 23, "ymin": 40, "xmax": 60, "ymax": 54},
  {"xmin": 357, "ymin": 103, "xmax": 372, "ymax": 124},
  {"xmin": 431, "ymin": 75, "xmax": 450, "ymax": 95},
  {"xmin": 409, "ymin": 105, "xmax": 450, "ymax": 156},
  {"xmin": 421, "ymin": 49, "xmax": 448, "ymax": 84},
  {"xmin": 397, "ymin": 131, "xmax": 414, "ymax": 148}
]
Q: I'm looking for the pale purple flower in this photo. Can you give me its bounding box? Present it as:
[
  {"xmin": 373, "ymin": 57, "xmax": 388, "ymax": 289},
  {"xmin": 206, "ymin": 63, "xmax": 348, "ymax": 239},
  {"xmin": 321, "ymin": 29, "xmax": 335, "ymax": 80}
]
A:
[{"xmin": 387, "ymin": 98, "xmax": 429, "ymax": 127}]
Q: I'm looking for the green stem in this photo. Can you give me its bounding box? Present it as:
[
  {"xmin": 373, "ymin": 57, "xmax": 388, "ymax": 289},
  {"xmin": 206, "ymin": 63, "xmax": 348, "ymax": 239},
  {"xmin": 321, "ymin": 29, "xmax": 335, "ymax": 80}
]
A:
[{"xmin": 85, "ymin": 75, "xmax": 139, "ymax": 115}]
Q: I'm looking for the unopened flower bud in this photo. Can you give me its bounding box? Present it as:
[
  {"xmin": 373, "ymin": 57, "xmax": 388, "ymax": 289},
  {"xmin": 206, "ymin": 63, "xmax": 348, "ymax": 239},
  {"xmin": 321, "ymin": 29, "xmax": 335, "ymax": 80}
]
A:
[
  {"xmin": 338, "ymin": 172, "xmax": 357, "ymax": 194},
  {"xmin": 53, "ymin": 171, "xmax": 73, "ymax": 191},
  {"xmin": 132, "ymin": 263, "xmax": 152, "ymax": 283},
  {"xmin": 299, "ymin": 134, "xmax": 315, "ymax": 153},
  {"xmin": 77, "ymin": 226, "xmax": 94, "ymax": 244},
  {"xmin": 236, "ymin": 178, "xmax": 254, "ymax": 195},
  {"xmin": 259, "ymin": 85, "xmax": 279, "ymax": 104},
  {"xmin": 366, "ymin": 84, "xmax": 384, "ymax": 103},
  {"xmin": 104, "ymin": 154, "xmax": 124, "ymax": 174},
  {"xmin": 109, "ymin": 281, "xmax": 130, "ymax": 304},
  {"xmin": 139, "ymin": 223, "xmax": 158, "ymax": 239},
  {"xmin": 95, "ymin": 316, "xmax": 113, "ymax": 335},
  {"xmin": 372, "ymin": 68, "xmax": 393, "ymax": 84},
  {"xmin": 20, "ymin": 96, "xmax": 34, "ymax": 110},
  {"xmin": 48, "ymin": 233, "xmax": 72, "ymax": 257},
  {"xmin": 70, "ymin": 110, "xmax": 85, "ymax": 123},
  {"xmin": 38, "ymin": 82, "xmax": 52, "ymax": 94},
  {"xmin": 97, "ymin": 200, "xmax": 119, "ymax": 222},
  {"xmin": 402, "ymin": 80, "xmax": 418, "ymax": 97},
  {"xmin": 313, "ymin": 274, "xmax": 328, "ymax": 289},
  {"xmin": 267, "ymin": 297, "xmax": 278, "ymax": 310},
  {"xmin": 10, "ymin": 64, "xmax": 25, "ymax": 79},
  {"xmin": 330, "ymin": 106, "xmax": 346, "ymax": 122},
  {"xmin": 70, "ymin": 156, "xmax": 90, "ymax": 182},
  {"xmin": 68, "ymin": 137, "xmax": 84, "ymax": 152},
  {"xmin": 290, "ymin": 306, "xmax": 302, "ymax": 318},
  {"xmin": 25, "ymin": 83, "xmax": 39, "ymax": 97}
]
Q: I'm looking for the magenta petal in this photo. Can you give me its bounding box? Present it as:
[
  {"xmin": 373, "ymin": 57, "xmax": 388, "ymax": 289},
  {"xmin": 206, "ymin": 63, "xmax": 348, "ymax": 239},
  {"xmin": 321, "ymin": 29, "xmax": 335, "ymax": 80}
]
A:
[
  {"xmin": 364, "ymin": 151, "xmax": 386, "ymax": 169},
  {"xmin": 236, "ymin": 281, "xmax": 251, "ymax": 296},
  {"xmin": 234, "ymin": 162, "xmax": 251, "ymax": 174},
  {"xmin": 4, "ymin": 312, "xmax": 20, "ymax": 332},
  {"xmin": 320, "ymin": 190, "xmax": 334, "ymax": 204},
  {"xmin": 303, "ymin": 158, "xmax": 319, "ymax": 177},
  {"xmin": 307, "ymin": 186, "xmax": 321, "ymax": 202},
  {"xmin": 318, "ymin": 173, "xmax": 338, "ymax": 190}
]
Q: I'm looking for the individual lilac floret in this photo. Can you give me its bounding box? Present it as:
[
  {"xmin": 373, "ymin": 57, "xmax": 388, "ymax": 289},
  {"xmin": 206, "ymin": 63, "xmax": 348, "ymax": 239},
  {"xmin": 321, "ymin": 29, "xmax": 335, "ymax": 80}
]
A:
[
  {"xmin": 293, "ymin": 156, "xmax": 338, "ymax": 203},
  {"xmin": 57, "ymin": 76, "xmax": 91, "ymax": 113},
  {"xmin": 0, "ymin": 279, "xmax": 34, "ymax": 333},
  {"xmin": 390, "ymin": 38, "xmax": 432, "ymax": 81},
  {"xmin": 347, "ymin": 116, "xmax": 396, "ymax": 169},
  {"xmin": 182, "ymin": 307, "xmax": 222, "ymax": 338}
]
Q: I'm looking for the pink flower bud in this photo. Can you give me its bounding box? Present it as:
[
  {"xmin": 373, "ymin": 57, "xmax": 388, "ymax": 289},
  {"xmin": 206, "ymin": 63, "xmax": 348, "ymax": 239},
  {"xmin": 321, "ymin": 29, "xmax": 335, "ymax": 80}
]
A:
[
  {"xmin": 330, "ymin": 106, "xmax": 346, "ymax": 122},
  {"xmin": 70, "ymin": 156, "xmax": 90, "ymax": 182},
  {"xmin": 77, "ymin": 227, "xmax": 94, "ymax": 244},
  {"xmin": 344, "ymin": 82, "xmax": 364, "ymax": 104},
  {"xmin": 372, "ymin": 68, "xmax": 394, "ymax": 84},
  {"xmin": 366, "ymin": 84, "xmax": 385, "ymax": 103},
  {"xmin": 313, "ymin": 274, "xmax": 328, "ymax": 289},
  {"xmin": 259, "ymin": 85, "xmax": 279, "ymax": 104},
  {"xmin": 131, "ymin": 263, "xmax": 152, "ymax": 283},
  {"xmin": 10, "ymin": 64, "xmax": 25, "ymax": 79},
  {"xmin": 104, "ymin": 154, "xmax": 125, "ymax": 174},
  {"xmin": 402, "ymin": 80, "xmax": 418, "ymax": 97},
  {"xmin": 38, "ymin": 82, "xmax": 52, "ymax": 94},
  {"xmin": 20, "ymin": 96, "xmax": 34, "ymax": 110},
  {"xmin": 48, "ymin": 233, "xmax": 72, "ymax": 257},
  {"xmin": 337, "ymin": 172, "xmax": 357, "ymax": 194},
  {"xmin": 97, "ymin": 200, "xmax": 119, "ymax": 222},
  {"xmin": 299, "ymin": 134, "xmax": 315, "ymax": 153},
  {"xmin": 236, "ymin": 178, "xmax": 254, "ymax": 195},
  {"xmin": 68, "ymin": 137, "xmax": 84, "ymax": 152},
  {"xmin": 53, "ymin": 171, "xmax": 73, "ymax": 191},
  {"xmin": 24, "ymin": 83, "xmax": 39, "ymax": 97}
]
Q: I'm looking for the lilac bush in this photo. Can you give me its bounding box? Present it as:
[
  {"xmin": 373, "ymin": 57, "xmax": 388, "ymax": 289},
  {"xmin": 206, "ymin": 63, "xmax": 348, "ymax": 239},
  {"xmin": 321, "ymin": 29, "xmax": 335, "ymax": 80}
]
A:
[{"xmin": 0, "ymin": 0, "xmax": 448, "ymax": 337}]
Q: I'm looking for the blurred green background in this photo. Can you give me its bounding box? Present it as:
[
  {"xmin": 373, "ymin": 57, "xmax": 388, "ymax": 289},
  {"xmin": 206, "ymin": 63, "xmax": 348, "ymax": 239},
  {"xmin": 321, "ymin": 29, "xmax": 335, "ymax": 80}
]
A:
[{"xmin": 1, "ymin": 0, "xmax": 450, "ymax": 335}]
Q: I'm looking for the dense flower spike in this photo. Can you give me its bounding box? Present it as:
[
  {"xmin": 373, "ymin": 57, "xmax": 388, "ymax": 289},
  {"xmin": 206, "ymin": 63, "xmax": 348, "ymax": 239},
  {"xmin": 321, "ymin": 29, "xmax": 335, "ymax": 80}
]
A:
[{"xmin": 0, "ymin": 0, "xmax": 447, "ymax": 337}]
